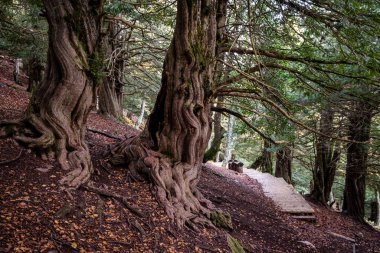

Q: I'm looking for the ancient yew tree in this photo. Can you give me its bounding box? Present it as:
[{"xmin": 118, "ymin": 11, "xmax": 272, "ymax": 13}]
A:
[
  {"xmin": 1, "ymin": 0, "xmax": 103, "ymax": 188},
  {"xmin": 98, "ymin": 22, "xmax": 125, "ymax": 119},
  {"xmin": 343, "ymin": 100, "xmax": 374, "ymax": 221},
  {"xmin": 311, "ymin": 104, "xmax": 341, "ymax": 205},
  {"xmin": 110, "ymin": 0, "xmax": 224, "ymax": 226}
]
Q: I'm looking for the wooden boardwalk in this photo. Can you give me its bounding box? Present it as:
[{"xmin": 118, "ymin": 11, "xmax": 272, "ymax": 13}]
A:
[{"xmin": 243, "ymin": 168, "xmax": 315, "ymax": 218}]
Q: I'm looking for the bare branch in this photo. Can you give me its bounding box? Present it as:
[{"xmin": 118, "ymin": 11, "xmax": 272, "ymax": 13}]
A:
[{"xmin": 105, "ymin": 15, "xmax": 144, "ymax": 30}]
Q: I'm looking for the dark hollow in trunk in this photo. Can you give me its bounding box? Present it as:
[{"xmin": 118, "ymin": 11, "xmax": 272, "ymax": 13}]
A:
[
  {"xmin": 343, "ymin": 100, "xmax": 373, "ymax": 221},
  {"xmin": 1, "ymin": 0, "xmax": 103, "ymax": 188},
  {"xmin": 311, "ymin": 105, "xmax": 341, "ymax": 205},
  {"xmin": 109, "ymin": 0, "xmax": 224, "ymax": 227},
  {"xmin": 275, "ymin": 146, "xmax": 292, "ymax": 184}
]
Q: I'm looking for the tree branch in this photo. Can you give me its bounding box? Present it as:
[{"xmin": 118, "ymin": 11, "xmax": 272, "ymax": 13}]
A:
[
  {"xmin": 105, "ymin": 15, "xmax": 143, "ymax": 30},
  {"xmin": 211, "ymin": 106, "xmax": 278, "ymax": 145},
  {"xmin": 0, "ymin": 149, "xmax": 23, "ymax": 165},
  {"xmin": 82, "ymin": 183, "xmax": 144, "ymax": 218},
  {"xmin": 220, "ymin": 47, "xmax": 353, "ymax": 65},
  {"xmin": 215, "ymin": 92, "xmax": 367, "ymax": 144},
  {"xmin": 87, "ymin": 128, "xmax": 122, "ymax": 140}
]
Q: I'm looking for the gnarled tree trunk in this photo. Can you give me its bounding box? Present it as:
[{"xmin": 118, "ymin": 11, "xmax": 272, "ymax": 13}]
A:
[
  {"xmin": 1, "ymin": 0, "xmax": 103, "ymax": 188},
  {"xmin": 275, "ymin": 146, "xmax": 292, "ymax": 184},
  {"xmin": 343, "ymin": 100, "xmax": 374, "ymax": 221},
  {"xmin": 98, "ymin": 22, "xmax": 124, "ymax": 119},
  {"xmin": 311, "ymin": 105, "xmax": 341, "ymax": 205},
  {"xmin": 203, "ymin": 0, "xmax": 228, "ymax": 162},
  {"xmin": 110, "ymin": 0, "xmax": 222, "ymax": 227}
]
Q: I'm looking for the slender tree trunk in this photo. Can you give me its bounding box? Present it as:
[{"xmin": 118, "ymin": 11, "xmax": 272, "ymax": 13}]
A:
[
  {"xmin": 311, "ymin": 105, "xmax": 341, "ymax": 205},
  {"xmin": 1, "ymin": 0, "xmax": 103, "ymax": 188},
  {"xmin": 275, "ymin": 146, "xmax": 292, "ymax": 184},
  {"xmin": 376, "ymin": 191, "xmax": 380, "ymax": 226},
  {"xmin": 223, "ymin": 114, "xmax": 235, "ymax": 167},
  {"xmin": 135, "ymin": 100, "xmax": 145, "ymax": 129},
  {"xmin": 110, "ymin": 0, "xmax": 222, "ymax": 227},
  {"xmin": 203, "ymin": 97, "xmax": 225, "ymax": 162},
  {"xmin": 13, "ymin": 58, "xmax": 22, "ymax": 84},
  {"xmin": 99, "ymin": 22, "xmax": 124, "ymax": 119},
  {"xmin": 343, "ymin": 100, "xmax": 373, "ymax": 221}
]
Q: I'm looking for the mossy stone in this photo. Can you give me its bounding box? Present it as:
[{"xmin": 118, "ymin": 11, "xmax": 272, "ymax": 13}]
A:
[
  {"xmin": 227, "ymin": 235, "xmax": 245, "ymax": 253},
  {"xmin": 211, "ymin": 211, "xmax": 233, "ymax": 230}
]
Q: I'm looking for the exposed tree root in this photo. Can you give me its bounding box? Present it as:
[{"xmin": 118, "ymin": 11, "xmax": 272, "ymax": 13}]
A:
[
  {"xmin": 0, "ymin": 117, "xmax": 92, "ymax": 189},
  {"xmin": 82, "ymin": 182, "xmax": 144, "ymax": 218},
  {"xmin": 87, "ymin": 128, "xmax": 122, "ymax": 140},
  {"xmin": 109, "ymin": 136, "xmax": 218, "ymax": 228},
  {"xmin": 0, "ymin": 148, "xmax": 23, "ymax": 165}
]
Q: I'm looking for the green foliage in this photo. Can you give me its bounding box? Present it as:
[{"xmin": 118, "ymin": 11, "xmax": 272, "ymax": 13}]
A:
[{"xmin": 0, "ymin": 0, "xmax": 48, "ymax": 62}]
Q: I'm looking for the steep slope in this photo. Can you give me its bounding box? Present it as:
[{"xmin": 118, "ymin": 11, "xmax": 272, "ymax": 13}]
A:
[{"xmin": 0, "ymin": 56, "xmax": 379, "ymax": 253}]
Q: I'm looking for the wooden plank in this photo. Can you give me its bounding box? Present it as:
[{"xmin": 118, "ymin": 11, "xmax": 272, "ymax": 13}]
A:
[
  {"xmin": 291, "ymin": 215, "xmax": 316, "ymax": 221},
  {"xmin": 327, "ymin": 231, "xmax": 355, "ymax": 243},
  {"xmin": 243, "ymin": 168, "xmax": 315, "ymax": 215}
]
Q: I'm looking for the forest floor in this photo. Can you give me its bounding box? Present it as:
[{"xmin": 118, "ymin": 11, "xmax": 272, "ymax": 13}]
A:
[{"xmin": 0, "ymin": 55, "xmax": 379, "ymax": 253}]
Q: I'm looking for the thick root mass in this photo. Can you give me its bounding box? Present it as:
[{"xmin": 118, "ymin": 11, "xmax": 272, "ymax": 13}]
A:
[
  {"xmin": 109, "ymin": 136, "xmax": 214, "ymax": 228},
  {"xmin": 1, "ymin": 117, "xmax": 92, "ymax": 189}
]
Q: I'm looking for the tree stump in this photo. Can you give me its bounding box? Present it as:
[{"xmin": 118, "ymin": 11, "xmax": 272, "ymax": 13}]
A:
[{"xmin": 228, "ymin": 160, "xmax": 244, "ymax": 173}]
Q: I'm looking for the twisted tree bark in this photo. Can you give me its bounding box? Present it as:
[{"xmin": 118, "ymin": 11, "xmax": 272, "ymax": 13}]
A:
[
  {"xmin": 110, "ymin": 0, "xmax": 223, "ymax": 227},
  {"xmin": 1, "ymin": 0, "xmax": 103, "ymax": 188},
  {"xmin": 98, "ymin": 22, "xmax": 124, "ymax": 119},
  {"xmin": 311, "ymin": 105, "xmax": 341, "ymax": 205},
  {"xmin": 203, "ymin": 0, "xmax": 228, "ymax": 162},
  {"xmin": 343, "ymin": 100, "xmax": 374, "ymax": 221}
]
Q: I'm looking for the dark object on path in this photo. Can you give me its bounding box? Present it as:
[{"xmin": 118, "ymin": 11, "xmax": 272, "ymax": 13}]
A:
[{"xmin": 228, "ymin": 160, "xmax": 244, "ymax": 173}]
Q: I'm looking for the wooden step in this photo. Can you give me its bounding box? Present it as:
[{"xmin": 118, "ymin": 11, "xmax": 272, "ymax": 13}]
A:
[
  {"xmin": 243, "ymin": 168, "xmax": 315, "ymax": 215},
  {"xmin": 291, "ymin": 215, "xmax": 317, "ymax": 222}
]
